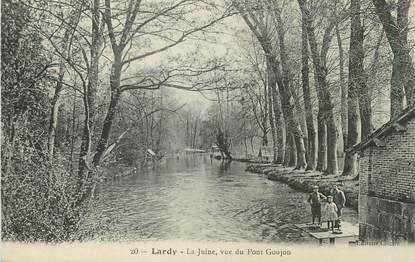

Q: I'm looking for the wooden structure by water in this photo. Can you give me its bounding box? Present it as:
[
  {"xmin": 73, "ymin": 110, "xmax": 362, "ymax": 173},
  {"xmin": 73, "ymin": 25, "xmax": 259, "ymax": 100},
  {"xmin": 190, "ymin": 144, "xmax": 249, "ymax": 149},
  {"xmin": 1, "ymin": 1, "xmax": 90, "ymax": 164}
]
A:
[{"xmin": 295, "ymin": 221, "xmax": 359, "ymax": 245}]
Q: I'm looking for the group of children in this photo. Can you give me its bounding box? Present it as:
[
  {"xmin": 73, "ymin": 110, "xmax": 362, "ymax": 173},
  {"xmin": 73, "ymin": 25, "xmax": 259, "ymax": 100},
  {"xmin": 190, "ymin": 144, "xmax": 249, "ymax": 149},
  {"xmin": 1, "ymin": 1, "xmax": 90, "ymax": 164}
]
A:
[{"xmin": 307, "ymin": 184, "xmax": 346, "ymax": 232}]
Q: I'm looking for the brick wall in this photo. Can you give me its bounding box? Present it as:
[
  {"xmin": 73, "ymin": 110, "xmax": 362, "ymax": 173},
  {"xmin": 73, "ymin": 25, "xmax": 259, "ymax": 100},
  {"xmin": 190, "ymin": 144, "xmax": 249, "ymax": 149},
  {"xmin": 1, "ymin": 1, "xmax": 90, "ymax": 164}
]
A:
[
  {"xmin": 359, "ymin": 118, "xmax": 415, "ymax": 243},
  {"xmin": 359, "ymin": 153, "xmax": 370, "ymax": 196}
]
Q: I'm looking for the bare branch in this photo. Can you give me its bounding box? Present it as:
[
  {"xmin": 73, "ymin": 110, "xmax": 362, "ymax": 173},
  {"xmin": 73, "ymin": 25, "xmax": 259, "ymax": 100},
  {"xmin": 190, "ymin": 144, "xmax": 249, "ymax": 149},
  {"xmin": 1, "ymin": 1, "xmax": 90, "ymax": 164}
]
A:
[{"xmin": 122, "ymin": 11, "xmax": 230, "ymax": 66}]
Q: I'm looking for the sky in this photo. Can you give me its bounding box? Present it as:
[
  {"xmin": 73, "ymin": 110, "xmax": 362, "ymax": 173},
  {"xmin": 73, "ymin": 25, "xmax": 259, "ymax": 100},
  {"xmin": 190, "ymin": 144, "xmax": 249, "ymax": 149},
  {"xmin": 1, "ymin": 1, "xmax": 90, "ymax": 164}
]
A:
[{"xmin": 154, "ymin": 13, "xmax": 247, "ymax": 114}]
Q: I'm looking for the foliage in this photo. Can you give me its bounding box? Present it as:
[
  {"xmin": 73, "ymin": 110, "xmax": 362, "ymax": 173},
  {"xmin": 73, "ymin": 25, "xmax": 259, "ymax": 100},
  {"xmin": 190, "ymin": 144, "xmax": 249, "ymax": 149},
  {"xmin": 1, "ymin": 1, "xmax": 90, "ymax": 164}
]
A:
[
  {"xmin": 2, "ymin": 152, "xmax": 75, "ymax": 241},
  {"xmin": 0, "ymin": 0, "xmax": 98, "ymax": 242},
  {"xmin": 1, "ymin": 0, "xmax": 51, "ymax": 130}
]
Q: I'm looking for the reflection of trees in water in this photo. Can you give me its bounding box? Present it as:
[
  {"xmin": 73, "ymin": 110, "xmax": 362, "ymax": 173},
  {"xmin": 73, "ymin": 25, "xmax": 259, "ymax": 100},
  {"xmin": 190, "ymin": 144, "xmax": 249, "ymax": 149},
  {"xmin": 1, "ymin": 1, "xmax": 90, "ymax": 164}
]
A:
[
  {"xmin": 146, "ymin": 154, "xmax": 211, "ymax": 174},
  {"xmin": 179, "ymin": 154, "xmax": 208, "ymax": 169},
  {"xmin": 219, "ymin": 160, "xmax": 232, "ymax": 175}
]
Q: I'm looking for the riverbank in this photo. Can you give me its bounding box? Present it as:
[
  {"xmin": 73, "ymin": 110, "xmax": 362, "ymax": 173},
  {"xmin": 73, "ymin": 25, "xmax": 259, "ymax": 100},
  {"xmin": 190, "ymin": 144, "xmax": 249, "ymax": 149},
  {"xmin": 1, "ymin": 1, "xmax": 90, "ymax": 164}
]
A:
[
  {"xmin": 246, "ymin": 164, "xmax": 359, "ymax": 211},
  {"xmin": 214, "ymin": 156, "xmax": 271, "ymax": 164}
]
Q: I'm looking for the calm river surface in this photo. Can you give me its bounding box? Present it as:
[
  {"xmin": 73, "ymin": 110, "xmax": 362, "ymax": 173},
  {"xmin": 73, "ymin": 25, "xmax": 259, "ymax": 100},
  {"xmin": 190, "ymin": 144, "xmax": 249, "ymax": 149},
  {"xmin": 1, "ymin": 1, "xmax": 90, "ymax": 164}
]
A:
[{"xmin": 87, "ymin": 155, "xmax": 356, "ymax": 242}]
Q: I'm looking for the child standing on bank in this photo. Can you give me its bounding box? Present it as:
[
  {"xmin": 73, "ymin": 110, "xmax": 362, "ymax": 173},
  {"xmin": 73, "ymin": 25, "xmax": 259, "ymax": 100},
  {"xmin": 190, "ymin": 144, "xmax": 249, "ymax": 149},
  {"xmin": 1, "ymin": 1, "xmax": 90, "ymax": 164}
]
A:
[{"xmin": 325, "ymin": 196, "xmax": 338, "ymax": 231}]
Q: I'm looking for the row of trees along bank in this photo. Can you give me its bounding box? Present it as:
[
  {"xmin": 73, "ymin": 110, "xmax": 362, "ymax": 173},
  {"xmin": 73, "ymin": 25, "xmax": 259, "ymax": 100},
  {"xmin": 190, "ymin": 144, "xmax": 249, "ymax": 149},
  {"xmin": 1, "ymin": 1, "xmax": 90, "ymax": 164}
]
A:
[{"xmin": 202, "ymin": 0, "xmax": 415, "ymax": 178}]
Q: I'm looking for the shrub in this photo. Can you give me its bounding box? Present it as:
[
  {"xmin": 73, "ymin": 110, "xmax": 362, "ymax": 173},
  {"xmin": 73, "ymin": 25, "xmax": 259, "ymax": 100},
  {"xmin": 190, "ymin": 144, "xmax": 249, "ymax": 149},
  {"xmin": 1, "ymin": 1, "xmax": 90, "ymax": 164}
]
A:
[{"xmin": 1, "ymin": 149, "xmax": 102, "ymax": 242}]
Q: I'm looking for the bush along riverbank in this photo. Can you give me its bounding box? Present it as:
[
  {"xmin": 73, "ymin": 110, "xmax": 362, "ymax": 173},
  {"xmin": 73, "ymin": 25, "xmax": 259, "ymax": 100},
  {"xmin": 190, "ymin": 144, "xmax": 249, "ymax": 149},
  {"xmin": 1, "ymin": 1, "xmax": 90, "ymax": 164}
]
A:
[{"xmin": 246, "ymin": 164, "xmax": 359, "ymax": 211}]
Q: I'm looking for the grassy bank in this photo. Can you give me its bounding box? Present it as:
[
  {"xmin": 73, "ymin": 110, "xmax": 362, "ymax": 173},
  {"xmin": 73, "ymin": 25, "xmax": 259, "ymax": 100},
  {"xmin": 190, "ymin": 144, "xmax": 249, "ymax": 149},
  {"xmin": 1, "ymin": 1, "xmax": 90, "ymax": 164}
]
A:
[{"xmin": 246, "ymin": 164, "xmax": 359, "ymax": 211}]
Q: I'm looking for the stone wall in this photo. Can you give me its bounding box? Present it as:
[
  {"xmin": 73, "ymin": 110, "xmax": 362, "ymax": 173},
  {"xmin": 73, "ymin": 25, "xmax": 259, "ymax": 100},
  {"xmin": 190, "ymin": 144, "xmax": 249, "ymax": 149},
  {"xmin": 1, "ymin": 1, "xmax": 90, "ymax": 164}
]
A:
[
  {"xmin": 359, "ymin": 119, "xmax": 415, "ymax": 243},
  {"xmin": 359, "ymin": 195, "xmax": 415, "ymax": 243}
]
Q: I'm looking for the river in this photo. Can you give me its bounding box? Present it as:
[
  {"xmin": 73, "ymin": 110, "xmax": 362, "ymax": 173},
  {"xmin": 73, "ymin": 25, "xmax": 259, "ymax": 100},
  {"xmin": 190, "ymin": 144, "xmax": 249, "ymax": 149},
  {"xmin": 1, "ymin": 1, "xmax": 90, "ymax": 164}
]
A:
[{"xmin": 85, "ymin": 155, "xmax": 357, "ymax": 242}]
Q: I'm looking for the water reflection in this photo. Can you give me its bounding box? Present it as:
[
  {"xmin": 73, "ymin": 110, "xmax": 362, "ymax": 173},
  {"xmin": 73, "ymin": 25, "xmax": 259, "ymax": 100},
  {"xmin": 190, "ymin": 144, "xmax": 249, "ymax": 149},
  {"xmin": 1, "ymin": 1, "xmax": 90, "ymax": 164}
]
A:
[
  {"xmin": 218, "ymin": 160, "xmax": 232, "ymax": 175},
  {"xmin": 86, "ymin": 155, "xmax": 342, "ymax": 242}
]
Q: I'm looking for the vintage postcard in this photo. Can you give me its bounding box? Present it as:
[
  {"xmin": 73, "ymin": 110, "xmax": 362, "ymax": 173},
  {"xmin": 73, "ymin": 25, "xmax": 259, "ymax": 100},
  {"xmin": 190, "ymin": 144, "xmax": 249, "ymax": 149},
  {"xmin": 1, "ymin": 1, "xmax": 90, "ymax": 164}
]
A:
[{"xmin": 1, "ymin": 0, "xmax": 414, "ymax": 261}]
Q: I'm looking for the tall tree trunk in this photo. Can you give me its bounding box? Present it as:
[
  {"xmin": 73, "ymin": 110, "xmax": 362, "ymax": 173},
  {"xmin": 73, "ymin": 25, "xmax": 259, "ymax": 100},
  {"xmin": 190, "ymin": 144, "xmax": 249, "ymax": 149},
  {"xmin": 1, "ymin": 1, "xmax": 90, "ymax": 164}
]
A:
[
  {"xmin": 77, "ymin": 0, "xmax": 101, "ymax": 192},
  {"xmin": 298, "ymin": 0, "xmax": 338, "ymax": 174},
  {"xmin": 288, "ymin": 133, "xmax": 297, "ymax": 167},
  {"xmin": 359, "ymin": 87, "xmax": 373, "ymax": 140},
  {"xmin": 391, "ymin": 0, "xmax": 409, "ymax": 119},
  {"xmin": 301, "ymin": 12, "xmax": 316, "ymax": 170},
  {"xmin": 266, "ymin": 58, "xmax": 278, "ymax": 163},
  {"xmin": 70, "ymin": 89, "xmax": 77, "ymax": 172},
  {"xmin": 357, "ymin": 0, "xmax": 372, "ymax": 140},
  {"xmin": 343, "ymin": 0, "xmax": 364, "ymax": 176},
  {"xmin": 274, "ymin": 18, "xmax": 307, "ymax": 169},
  {"xmin": 79, "ymin": 52, "xmax": 129, "ymax": 203},
  {"xmin": 283, "ymin": 131, "xmax": 289, "ymax": 166},
  {"xmin": 216, "ymin": 128, "xmax": 232, "ymax": 160},
  {"xmin": 394, "ymin": 0, "xmax": 411, "ymax": 113},
  {"xmin": 47, "ymin": 9, "xmax": 81, "ymax": 158},
  {"xmin": 185, "ymin": 117, "xmax": 189, "ymax": 147},
  {"xmin": 250, "ymin": 137, "xmax": 254, "ymax": 153},
  {"xmin": 263, "ymin": 0, "xmax": 306, "ymax": 168},
  {"xmin": 325, "ymin": 110, "xmax": 338, "ymax": 175},
  {"xmin": 342, "ymin": 95, "xmax": 359, "ymax": 177},
  {"xmin": 92, "ymin": 54, "xmax": 122, "ymax": 167},
  {"xmin": 283, "ymin": 132, "xmax": 292, "ymax": 166},
  {"xmin": 244, "ymin": 138, "xmax": 248, "ymax": 157},
  {"xmin": 388, "ymin": 0, "xmax": 409, "ymax": 119},
  {"xmin": 316, "ymin": 109, "xmax": 327, "ymax": 171},
  {"xmin": 390, "ymin": 58, "xmax": 405, "ymax": 118},
  {"xmin": 239, "ymin": 12, "xmax": 291, "ymax": 164},
  {"xmin": 48, "ymin": 65, "xmax": 65, "ymax": 158},
  {"xmin": 262, "ymin": 130, "xmax": 268, "ymax": 146},
  {"xmin": 271, "ymin": 80, "xmax": 285, "ymax": 164},
  {"xmin": 335, "ymin": 19, "xmax": 348, "ymax": 150},
  {"xmin": 369, "ymin": 31, "xmax": 384, "ymax": 99},
  {"xmin": 193, "ymin": 120, "xmax": 198, "ymax": 149},
  {"xmin": 372, "ymin": 0, "xmax": 415, "ymax": 115},
  {"xmin": 295, "ymin": 95, "xmax": 308, "ymax": 169},
  {"xmin": 275, "ymin": 79, "xmax": 307, "ymax": 169},
  {"xmin": 262, "ymin": 84, "xmax": 269, "ymax": 147}
]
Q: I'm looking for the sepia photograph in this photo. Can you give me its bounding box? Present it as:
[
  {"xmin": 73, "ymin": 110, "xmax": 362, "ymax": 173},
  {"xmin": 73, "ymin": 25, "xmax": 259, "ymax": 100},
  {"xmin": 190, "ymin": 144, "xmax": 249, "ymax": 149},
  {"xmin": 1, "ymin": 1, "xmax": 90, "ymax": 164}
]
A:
[{"xmin": 0, "ymin": 0, "xmax": 414, "ymax": 261}]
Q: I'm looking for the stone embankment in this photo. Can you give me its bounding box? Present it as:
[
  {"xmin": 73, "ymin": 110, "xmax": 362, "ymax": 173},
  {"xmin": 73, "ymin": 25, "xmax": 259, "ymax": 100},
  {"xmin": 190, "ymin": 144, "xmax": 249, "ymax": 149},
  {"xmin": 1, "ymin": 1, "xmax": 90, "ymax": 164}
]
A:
[{"xmin": 246, "ymin": 164, "xmax": 359, "ymax": 211}]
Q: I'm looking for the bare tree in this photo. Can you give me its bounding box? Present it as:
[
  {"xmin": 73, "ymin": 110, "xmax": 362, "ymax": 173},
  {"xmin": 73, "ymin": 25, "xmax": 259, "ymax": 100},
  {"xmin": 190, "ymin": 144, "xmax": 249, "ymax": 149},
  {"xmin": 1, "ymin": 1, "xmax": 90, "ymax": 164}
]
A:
[
  {"xmin": 372, "ymin": 0, "xmax": 415, "ymax": 118},
  {"xmin": 236, "ymin": 1, "xmax": 307, "ymax": 169},
  {"xmin": 242, "ymin": 25, "xmax": 284, "ymax": 162},
  {"xmin": 47, "ymin": 2, "xmax": 83, "ymax": 158},
  {"xmin": 343, "ymin": 0, "xmax": 363, "ymax": 177},
  {"xmin": 76, "ymin": 0, "xmax": 105, "ymax": 200},
  {"xmin": 266, "ymin": 58, "xmax": 278, "ymax": 162},
  {"xmin": 270, "ymin": 1, "xmax": 307, "ymax": 169},
  {"xmin": 245, "ymin": 82, "xmax": 269, "ymax": 148},
  {"xmin": 297, "ymin": 0, "xmax": 347, "ymax": 175},
  {"xmin": 300, "ymin": 6, "xmax": 316, "ymax": 170},
  {"xmin": 334, "ymin": 3, "xmax": 348, "ymax": 150}
]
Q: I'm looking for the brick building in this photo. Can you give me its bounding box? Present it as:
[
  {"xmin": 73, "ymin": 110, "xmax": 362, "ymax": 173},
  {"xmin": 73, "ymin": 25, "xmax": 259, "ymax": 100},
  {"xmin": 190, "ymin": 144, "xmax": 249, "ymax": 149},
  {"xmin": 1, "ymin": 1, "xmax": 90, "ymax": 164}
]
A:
[{"xmin": 351, "ymin": 106, "xmax": 415, "ymax": 243}]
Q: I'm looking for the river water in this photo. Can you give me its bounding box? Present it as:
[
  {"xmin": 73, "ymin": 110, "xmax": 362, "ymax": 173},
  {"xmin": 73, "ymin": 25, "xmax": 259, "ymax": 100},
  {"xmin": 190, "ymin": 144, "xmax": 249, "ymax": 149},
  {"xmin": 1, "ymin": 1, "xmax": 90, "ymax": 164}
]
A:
[{"xmin": 86, "ymin": 155, "xmax": 355, "ymax": 242}]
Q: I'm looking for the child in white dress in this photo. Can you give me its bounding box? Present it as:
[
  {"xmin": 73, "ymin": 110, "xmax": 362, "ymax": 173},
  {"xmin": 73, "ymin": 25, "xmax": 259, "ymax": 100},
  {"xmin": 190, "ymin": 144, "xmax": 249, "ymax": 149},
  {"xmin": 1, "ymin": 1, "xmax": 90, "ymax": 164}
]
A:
[{"xmin": 325, "ymin": 196, "xmax": 338, "ymax": 231}]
